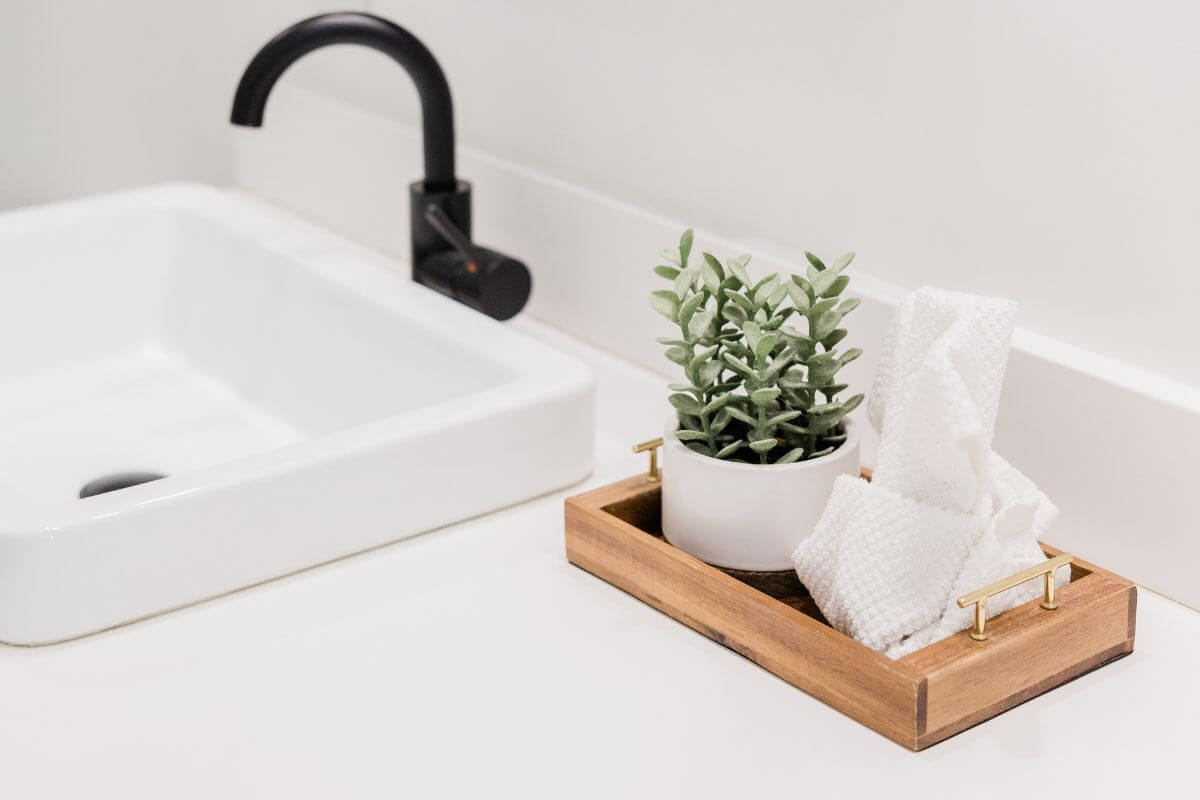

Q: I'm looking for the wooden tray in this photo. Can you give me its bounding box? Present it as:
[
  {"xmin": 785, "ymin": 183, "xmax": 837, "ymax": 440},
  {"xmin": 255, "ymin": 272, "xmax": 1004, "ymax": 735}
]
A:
[{"xmin": 564, "ymin": 473, "xmax": 1136, "ymax": 750}]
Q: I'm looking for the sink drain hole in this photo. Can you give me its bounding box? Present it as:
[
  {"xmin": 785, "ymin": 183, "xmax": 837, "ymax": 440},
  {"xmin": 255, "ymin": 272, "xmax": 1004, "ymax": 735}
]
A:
[{"xmin": 79, "ymin": 471, "xmax": 166, "ymax": 499}]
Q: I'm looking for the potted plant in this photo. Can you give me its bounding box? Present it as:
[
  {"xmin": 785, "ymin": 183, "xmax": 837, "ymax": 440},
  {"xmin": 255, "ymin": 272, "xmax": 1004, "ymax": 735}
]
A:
[{"xmin": 649, "ymin": 230, "xmax": 863, "ymax": 571}]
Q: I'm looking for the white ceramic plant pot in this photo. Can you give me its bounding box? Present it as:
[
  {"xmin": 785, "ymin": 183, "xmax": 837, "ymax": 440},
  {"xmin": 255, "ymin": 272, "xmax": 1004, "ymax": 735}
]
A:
[{"xmin": 661, "ymin": 418, "xmax": 860, "ymax": 571}]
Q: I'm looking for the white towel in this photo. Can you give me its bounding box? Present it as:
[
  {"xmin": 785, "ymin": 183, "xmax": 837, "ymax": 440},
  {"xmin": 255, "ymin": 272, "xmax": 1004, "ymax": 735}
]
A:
[{"xmin": 792, "ymin": 287, "xmax": 1066, "ymax": 658}]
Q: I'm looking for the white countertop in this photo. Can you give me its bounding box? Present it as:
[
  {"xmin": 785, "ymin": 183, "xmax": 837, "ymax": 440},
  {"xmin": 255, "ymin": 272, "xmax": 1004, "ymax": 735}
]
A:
[{"xmin": 1, "ymin": 319, "xmax": 1195, "ymax": 799}]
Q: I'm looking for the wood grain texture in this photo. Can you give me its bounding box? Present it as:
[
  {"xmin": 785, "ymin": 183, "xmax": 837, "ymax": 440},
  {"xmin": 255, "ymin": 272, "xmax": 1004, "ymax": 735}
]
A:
[
  {"xmin": 901, "ymin": 547, "xmax": 1137, "ymax": 742},
  {"xmin": 565, "ymin": 476, "xmax": 921, "ymax": 746},
  {"xmin": 563, "ymin": 476, "xmax": 1137, "ymax": 750}
]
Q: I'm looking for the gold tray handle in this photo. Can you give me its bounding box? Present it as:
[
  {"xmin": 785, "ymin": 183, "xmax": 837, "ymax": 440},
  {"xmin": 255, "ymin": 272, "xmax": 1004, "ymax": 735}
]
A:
[
  {"xmin": 955, "ymin": 553, "xmax": 1074, "ymax": 641},
  {"xmin": 633, "ymin": 437, "xmax": 664, "ymax": 482}
]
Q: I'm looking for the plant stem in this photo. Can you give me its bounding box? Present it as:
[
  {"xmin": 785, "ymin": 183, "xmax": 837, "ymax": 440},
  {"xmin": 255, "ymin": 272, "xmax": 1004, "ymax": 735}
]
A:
[{"xmin": 757, "ymin": 403, "xmax": 768, "ymax": 464}]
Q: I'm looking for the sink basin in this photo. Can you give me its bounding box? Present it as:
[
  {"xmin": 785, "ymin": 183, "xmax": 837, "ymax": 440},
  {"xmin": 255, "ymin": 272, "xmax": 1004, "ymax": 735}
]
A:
[{"xmin": 0, "ymin": 184, "xmax": 594, "ymax": 644}]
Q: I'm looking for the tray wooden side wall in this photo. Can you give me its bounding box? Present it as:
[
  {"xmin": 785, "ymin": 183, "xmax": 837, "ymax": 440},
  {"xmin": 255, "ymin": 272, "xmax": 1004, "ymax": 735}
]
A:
[{"xmin": 564, "ymin": 474, "xmax": 1136, "ymax": 750}]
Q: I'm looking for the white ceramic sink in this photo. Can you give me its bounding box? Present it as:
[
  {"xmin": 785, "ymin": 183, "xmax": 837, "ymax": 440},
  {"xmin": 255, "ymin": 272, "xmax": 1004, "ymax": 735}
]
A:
[{"xmin": 0, "ymin": 184, "xmax": 593, "ymax": 644}]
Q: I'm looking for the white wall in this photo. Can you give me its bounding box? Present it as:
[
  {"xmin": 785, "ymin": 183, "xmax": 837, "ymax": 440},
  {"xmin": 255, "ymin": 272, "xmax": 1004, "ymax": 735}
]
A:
[
  {"xmin": 240, "ymin": 0, "xmax": 1200, "ymax": 389},
  {"xmin": 7, "ymin": 1, "xmax": 1196, "ymax": 388},
  {"xmin": 0, "ymin": 0, "xmax": 329, "ymax": 209}
]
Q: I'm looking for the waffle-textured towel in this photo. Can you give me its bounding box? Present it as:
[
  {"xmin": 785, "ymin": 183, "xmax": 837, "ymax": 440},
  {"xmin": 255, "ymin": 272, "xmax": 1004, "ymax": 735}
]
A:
[{"xmin": 792, "ymin": 288, "xmax": 1066, "ymax": 658}]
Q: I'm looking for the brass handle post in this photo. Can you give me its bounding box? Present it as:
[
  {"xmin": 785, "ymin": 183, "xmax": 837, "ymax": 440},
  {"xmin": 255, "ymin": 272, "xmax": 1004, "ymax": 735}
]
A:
[
  {"xmin": 955, "ymin": 553, "xmax": 1074, "ymax": 641},
  {"xmin": 632, "ymin": 437, "xmax": 664, "ymax": 482}
]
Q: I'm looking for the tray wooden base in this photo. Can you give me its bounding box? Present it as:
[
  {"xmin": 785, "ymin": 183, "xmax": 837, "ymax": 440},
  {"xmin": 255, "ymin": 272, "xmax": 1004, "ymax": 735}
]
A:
[{"xmin": 565, "ymin": 474, "xmax": 1136, "ymax": 750}]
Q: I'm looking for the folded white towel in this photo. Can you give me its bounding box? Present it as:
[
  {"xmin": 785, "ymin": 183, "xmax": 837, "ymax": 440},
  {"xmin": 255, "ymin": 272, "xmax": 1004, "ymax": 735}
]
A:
[{"xmin": 793, "ymin": 287, "xmax": 1066, "ymax": 658}]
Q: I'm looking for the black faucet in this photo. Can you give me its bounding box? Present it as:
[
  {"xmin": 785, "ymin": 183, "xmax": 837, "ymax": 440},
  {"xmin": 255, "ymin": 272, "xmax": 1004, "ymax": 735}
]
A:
[{"xmin": 230, "ymin": 12, "xmax": 531, "ymax": 321}]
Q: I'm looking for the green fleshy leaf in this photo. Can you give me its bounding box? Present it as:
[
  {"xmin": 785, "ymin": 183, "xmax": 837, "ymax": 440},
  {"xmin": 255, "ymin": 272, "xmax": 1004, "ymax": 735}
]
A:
[
  {"xmin": 837, "ymin": 297, "xmax": 861, "ymax": 314},
  {"xmin": 673, "ymin": 267, "xmax": 694, "ymax": 298},
  {"xmin": 811, "ymin": 251, "xmax": 853, "ymax": 294},
  {"xmin": 668, "ymin": 393, "xmax": 705, "ymax": 416},
  {"xmin": 703, "ymin": 393, "xmax": 731, "ymax": 414},
  {"xmin": 721, "ymin": 304, "xmax": 748, "ymax": 325},
  {"xmin": 678, "ymin": 292, "xmax": 705, "ymax": 334},
  {"xmin": 679, "ymin": 229, "xmax": 694, "ymax": 267},
  {"xmin": 760, "ymin": 353, "xmax": 795, "ymax": 383},
  {"xmin": 689, "ymin": 345, "xmax": 718, "ymax": 371},
  {"xmin": 812, "ymin": 311, "xmax": 843, "ymax": 341},
  {"xmin": 725, "ymin": 406, "xmax": 757, "ymax": 425},
  {"xmin": 751, "ymin": 274, "xmax": 781, "ymax": 306},
  {"xmin": 764, "ymin": 307, "xmax": 794, "ymax": 327},
  {"xmin": 819, "ymin": 274, "xmax": 850, "ymax": 299},
  {"xmin": 650, "ymin": 290, "xmax": 680, "ymax": 322},
  {"xmin": 701, "ymin": 253, "xmax": 724, "ymax": 290},
  {"xmin": 787, "ymin": 280, "xmax": 811, "ymax": 312},
  {"xmin": 766, "ymin": 283, "xmax": 790, "ymax": 310},
  {"xmin": 724, "ymin": 341, "xmax": 752, "ymax": 360},
  {"xmin": 776, "ymin": 447, "xmax": 806, "ymax": 464},
  {"xmin": 830, "ymin": 251, "xmax": 855, "ymax": 272},
  {"xmin": 675, "ymin": 430, "xmax": 709, "ymax": 442},
  {"xmin": 809, "ymin": 401, "xmax": 842, "ymax": 415},
  {"xmin": 806, "ymin": 354, "xmax": 839, "ymax": 385},
  {"xmin": 723, "ymin": 289, "xmax": 755, "ymax": 314},
  {"xmin": 821, "ymin": 328, "xmax": 848, "ymax": 349},
  {"xmin": 715, "ymin": 440, "xmax": 745, "ymax": 459},
  {"xmin": 718, "ymin": 275, "xmax": 742, "ymax": 294},
  {"xmin": 808, "ymin": 364, "xmax": 838, "ymax": 385},
  {"xmin": 654, "ymin": 265, "xmax": 680, "ymax": 280},
  {"xmin": 750, "ymin": 387, "xmax": 781, "ymax": 406},
  {"xmin": 726, "ymin": 254, "xmax": 752, "ymax": 287},
  {"xmin": 754, "ymin": 332, "xmax": 781, "ymax": 363},
  {"xmin": 780, "ymin": 326, "xmax": 809, "ymax": 342},
  {"xmin": 721, "ymin": 353, "xmax": 755, "ymax": 379},
  {"xmin": 665, "ymin": 346, "xmax": 689, "ymax": 365},
  {"xmin": 742, "ymin": 320, "xmax": 763, "ymax": 351},
  {"xmin": 810, "ymin": 297, "xmax": 838, "ymax": 318},
  {"xmin": 749, "ymin": 438, "xmax": 778, "ymax": 454},
  {"xmin": 688, "ymin": 309, "xmax": 715, "ymax": 341}
]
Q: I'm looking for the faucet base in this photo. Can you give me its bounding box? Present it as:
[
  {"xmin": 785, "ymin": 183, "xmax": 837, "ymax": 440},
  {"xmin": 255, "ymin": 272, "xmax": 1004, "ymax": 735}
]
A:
[{"xmin": 410, "ymin": 180, "xmax": 531, "ymax": 321}]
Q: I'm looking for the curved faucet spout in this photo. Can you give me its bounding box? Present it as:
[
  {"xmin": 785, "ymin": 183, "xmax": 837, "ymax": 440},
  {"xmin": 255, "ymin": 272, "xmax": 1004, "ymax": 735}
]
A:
[
  {"xmin": 231, "ymin": 11, "xmax": 531, "ymax": 320},
  {"xmin": 230, "ymin": 11, "xmax": 457, "ymax": 191}
]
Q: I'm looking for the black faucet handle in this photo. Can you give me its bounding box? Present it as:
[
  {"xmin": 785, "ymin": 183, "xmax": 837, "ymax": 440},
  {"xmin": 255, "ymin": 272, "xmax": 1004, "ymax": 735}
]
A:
[
  {"xmin": 423, "ymin": 204, "xmax": 479, "ymax": 262},
  {"xmin": 416, "ymin": 245, "xmax": 532, "ymax": 322}
]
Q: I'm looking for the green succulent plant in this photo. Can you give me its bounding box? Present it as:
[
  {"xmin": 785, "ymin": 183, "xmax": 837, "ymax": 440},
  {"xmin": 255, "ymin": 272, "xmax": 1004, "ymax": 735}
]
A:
[{"xmin": 650, "ymin": 229, "xmax": 864, "ymax": 465}]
